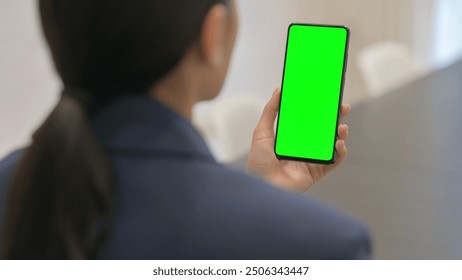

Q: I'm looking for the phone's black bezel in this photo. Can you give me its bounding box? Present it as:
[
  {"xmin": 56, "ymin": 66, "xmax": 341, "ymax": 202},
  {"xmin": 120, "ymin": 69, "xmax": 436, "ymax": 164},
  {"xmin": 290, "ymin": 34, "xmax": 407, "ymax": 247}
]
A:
[{"xmin": 274, "ymin": 23, "xmax": 350, "ymax": 165}]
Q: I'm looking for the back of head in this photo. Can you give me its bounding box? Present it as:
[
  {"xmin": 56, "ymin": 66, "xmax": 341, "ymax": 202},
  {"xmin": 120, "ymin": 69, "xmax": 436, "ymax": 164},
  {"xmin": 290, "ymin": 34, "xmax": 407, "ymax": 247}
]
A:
[
  {"xmin": 42, "ymin": 0, "xmax": 227, "ymax": 96},
  {"xmin": 0, "ymin": 0, "xmax": 229, "ymax": 259}
]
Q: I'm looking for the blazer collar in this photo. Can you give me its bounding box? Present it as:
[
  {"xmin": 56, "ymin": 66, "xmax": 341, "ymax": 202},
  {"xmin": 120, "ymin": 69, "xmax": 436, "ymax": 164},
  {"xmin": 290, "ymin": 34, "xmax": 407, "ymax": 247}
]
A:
[{"xmin": 91, "ymin": 95, "xmax": 216, "ymax": 163}]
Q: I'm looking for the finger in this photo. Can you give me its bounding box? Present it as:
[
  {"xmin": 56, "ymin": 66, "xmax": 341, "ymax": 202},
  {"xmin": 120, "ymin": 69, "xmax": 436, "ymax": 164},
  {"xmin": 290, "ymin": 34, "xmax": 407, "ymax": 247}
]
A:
[
  {"xmin": 340, "ymin": 103, "xmax": 351, "ymax": 122},
  {"xmin": 255, "ymin": 88, "xmax": 281, "ymax": 134},
  {"xmin": 337, "ymin": 124, "xmax": 349, "ymax": 141},
  {"xmin": 335, "ymin": 139, "xmax": 347, "ymax": 165}
]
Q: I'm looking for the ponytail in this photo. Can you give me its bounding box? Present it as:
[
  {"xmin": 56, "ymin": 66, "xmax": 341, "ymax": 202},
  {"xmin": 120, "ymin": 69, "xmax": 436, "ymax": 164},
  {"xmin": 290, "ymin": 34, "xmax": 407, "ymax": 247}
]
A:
[{"xmin": 0, "ymin": 90, "xmax": 115, "ymax": 259}]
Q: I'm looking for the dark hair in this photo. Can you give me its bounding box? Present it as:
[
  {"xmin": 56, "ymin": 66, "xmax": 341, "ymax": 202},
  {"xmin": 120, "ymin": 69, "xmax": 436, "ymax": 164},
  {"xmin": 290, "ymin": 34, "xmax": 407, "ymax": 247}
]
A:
[{"xmin": 1, "ymin": 0, "xmax": 229, "ymax": 259}]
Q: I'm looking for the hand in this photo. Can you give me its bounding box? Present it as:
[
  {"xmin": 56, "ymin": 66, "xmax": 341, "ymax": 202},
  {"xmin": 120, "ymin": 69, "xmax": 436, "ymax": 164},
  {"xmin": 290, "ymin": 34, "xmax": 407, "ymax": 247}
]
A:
[{"xmin": 247, "ymin": 88, "xmax": 351, "ymax": 192}]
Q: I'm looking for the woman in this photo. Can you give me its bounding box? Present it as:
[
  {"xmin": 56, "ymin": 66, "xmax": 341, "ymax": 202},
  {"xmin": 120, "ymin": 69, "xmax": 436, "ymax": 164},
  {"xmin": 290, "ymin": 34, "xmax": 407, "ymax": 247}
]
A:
[{"xmin": 0, "ymin": 0, "xmax": 370, "ymax": 259}]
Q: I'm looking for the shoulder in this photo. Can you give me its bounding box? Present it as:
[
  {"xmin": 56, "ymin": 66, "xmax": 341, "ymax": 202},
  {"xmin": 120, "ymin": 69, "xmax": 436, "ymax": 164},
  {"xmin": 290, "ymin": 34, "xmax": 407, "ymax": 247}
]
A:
[
  {"xmin": 0, "ymin": 149, "xmax": 23, "ymax": 223},
  {"xmin": 120, "ymin": 158, "xmax": 372, "ymax": 259},
  {"xmin": 211, "ymin": 166, "xmax": 372, "ymax": 259},
  {"xmin": 0, "ymin": 149, "xmax": 22, "ymax": 188}
]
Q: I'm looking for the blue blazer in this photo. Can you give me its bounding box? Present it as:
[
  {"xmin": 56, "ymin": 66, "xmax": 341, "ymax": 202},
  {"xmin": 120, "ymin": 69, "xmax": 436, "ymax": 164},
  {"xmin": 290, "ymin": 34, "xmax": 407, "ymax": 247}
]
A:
[{"xmin": 0, "ymin": 95, "xmax": 371, "ymax": 259}]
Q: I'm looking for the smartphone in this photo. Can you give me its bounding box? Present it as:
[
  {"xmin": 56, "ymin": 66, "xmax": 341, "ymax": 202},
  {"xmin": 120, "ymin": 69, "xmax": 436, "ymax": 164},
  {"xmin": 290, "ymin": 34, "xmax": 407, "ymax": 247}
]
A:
[{"xmin": 275, "ymin": 23, "xmax": 350, "ymax": 164}]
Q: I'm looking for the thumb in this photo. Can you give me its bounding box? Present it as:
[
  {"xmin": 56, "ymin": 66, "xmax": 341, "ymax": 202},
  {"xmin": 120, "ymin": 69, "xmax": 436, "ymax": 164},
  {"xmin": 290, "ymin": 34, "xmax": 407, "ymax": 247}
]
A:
[{"xmin": 254, "ymin": 88, "xmax": 281, "ymax": 137}]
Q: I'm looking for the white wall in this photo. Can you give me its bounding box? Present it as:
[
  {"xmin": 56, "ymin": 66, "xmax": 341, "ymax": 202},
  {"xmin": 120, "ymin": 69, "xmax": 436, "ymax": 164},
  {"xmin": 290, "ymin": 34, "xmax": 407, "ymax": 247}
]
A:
[
  {"xmin": 0, "ymin": 0, "xmax": 59, "ymax": 158},
  {"xmin": 220, "ymin": 0, "xmax": 303, "ymax": 100}
]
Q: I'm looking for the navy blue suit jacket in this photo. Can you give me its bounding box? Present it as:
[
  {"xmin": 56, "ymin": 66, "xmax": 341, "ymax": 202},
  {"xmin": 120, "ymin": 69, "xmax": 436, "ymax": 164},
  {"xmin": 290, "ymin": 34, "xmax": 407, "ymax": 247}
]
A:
[{"xmin": 0, "ymin": 95, "xmax": 371, "ymax": 259}]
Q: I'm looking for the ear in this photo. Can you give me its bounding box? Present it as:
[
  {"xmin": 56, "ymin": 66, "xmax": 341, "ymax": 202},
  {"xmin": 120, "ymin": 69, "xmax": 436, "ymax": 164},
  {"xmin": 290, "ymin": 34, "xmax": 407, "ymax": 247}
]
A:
[{"xmin": 199, "ymin": 4, "xmax": 228, "ymax": 66}]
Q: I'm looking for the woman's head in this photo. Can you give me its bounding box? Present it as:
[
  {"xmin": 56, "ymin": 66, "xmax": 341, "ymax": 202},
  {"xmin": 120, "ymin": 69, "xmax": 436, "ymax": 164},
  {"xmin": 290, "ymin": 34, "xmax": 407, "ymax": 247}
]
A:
[{"xmin": 40, "ymin": 0, "xmax": 237, "ymax": 102}]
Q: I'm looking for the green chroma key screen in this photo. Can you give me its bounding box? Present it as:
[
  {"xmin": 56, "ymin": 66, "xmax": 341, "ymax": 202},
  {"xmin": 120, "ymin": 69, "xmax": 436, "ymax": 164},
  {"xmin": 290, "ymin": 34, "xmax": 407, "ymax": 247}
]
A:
[{"xmin": 275, "ymin": 23, "xmax": 349, "ymax": 164}]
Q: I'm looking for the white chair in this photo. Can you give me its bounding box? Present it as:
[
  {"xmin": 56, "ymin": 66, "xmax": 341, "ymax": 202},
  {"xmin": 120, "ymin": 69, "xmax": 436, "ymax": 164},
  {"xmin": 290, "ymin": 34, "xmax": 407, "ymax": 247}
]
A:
[
  {"xmin": 193, "ymin": 94, "xmax": 265, "ymax": 163},
  {"xmin": 357, "ymin": 41, "xmax": 426, "ymax": 97},
  {"xmin": 192, "ymin": 102, "xmax": 226, "ymax": 161}
]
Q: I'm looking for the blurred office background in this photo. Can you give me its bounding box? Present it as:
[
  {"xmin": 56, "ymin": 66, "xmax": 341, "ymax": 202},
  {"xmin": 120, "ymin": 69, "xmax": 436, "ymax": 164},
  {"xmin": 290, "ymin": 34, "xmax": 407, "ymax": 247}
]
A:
[{"xmin": 1, "ymin": 0, "xmax": 462, "ymax": 259}]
